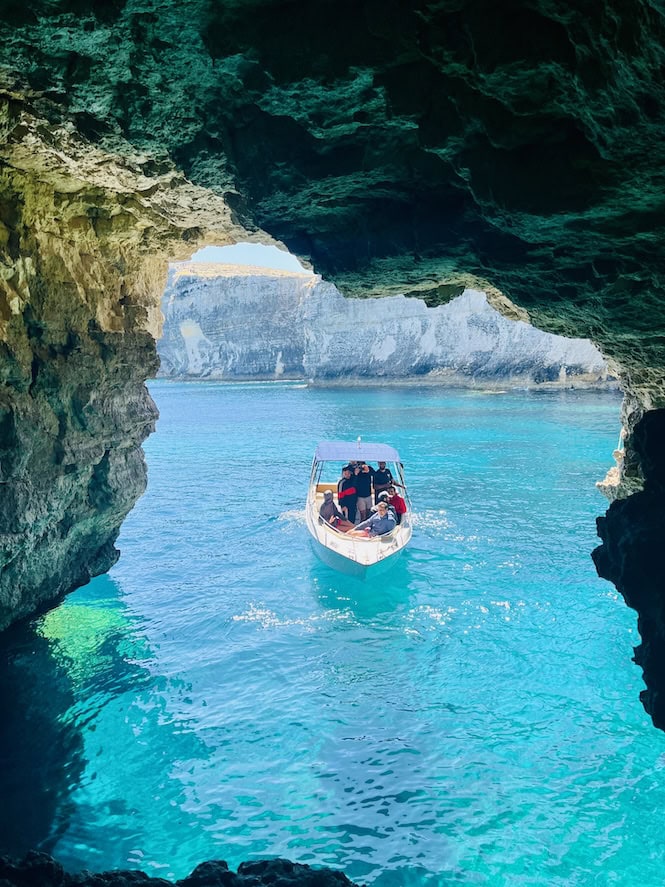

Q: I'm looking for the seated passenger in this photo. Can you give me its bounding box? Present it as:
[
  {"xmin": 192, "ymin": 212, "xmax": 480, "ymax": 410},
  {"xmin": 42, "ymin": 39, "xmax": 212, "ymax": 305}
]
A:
[
  {"xmin": 374, "ymin": 490, "xmax": 397, "ymax": 522},
  {"xmin": 386, "ymin": 485, "xmax": 407, "ymax": 524},
  {"xmin": 346, "ymin": 501, "xmax": 396, "ymax": 537},
  {"xmin": 319, "ymin": 490, "xmax": 354, "ymax": 531}
]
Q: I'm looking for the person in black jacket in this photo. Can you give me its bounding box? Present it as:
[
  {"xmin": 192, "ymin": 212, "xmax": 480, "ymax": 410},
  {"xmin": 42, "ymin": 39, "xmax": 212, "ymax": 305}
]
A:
[
  {"xmin": 337, "ymin": 466, "xmax": 358, "ymax": 523},
  {"xmin": 373, "ymin": 461, "xmax": 394, "ymax": 502},
  {"xmin": 354, "ymin": 462, "xmax": 375, "ymax": 521}
]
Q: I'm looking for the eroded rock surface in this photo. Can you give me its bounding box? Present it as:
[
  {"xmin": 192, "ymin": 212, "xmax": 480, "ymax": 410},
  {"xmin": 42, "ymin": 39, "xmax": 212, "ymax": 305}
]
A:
[
  {"xmin": 2, "ymin": 1, "xmax": 664, "ymax": 383},
  {"xmin": 0, "ymin": 155, "xmax": 156, "ymax": 630},
  {"xmin": 593, "ymin": 408, "xmax": 665, "ymax": 728},
  {"xmin": 159, "ymin": 262, "xmax": 611, "ymax": 388},
  {"xmin": 0, "ymin": 0, "xmax": 664, "ymax": 724},
  {"xmin": 0, "ymin": 100, "xmax": 248, "ymax": 630},
  {"xmin": 159, "ymin": 264, "xmax": 314, "ymax": 379}
]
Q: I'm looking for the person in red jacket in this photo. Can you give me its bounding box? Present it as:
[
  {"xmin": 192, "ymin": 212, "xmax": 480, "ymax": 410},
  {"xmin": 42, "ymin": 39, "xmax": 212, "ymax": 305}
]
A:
[{"xmin": 386, "ymin": 485, "xmax": 407, "ymax": 524}]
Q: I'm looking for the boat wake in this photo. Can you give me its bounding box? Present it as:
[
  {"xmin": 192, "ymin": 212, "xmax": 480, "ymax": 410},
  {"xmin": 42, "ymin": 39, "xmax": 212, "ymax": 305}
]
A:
[{"xmin": 279, "ymin": 508, "xmax": 307, "ymax": 524}]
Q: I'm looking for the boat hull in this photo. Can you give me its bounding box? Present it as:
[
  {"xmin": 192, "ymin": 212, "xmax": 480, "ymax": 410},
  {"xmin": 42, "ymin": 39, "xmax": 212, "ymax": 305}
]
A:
[
  {"xmin": 305, "ymin": 439, "xmax": 413, "ymax": 578},
  {"xmin": 306, "ymin": 501, "xmax": 411, "ymax": 578},
  {"xmin": 308, "ymin": 531, "xmax": 406, "ymax": 579}
]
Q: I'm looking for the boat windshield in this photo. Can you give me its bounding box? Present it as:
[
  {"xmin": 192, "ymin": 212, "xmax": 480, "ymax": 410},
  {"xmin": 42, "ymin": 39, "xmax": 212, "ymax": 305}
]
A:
[{"xmin": 311, "ymin": 457, "xmax": 407, "ymax": 499}]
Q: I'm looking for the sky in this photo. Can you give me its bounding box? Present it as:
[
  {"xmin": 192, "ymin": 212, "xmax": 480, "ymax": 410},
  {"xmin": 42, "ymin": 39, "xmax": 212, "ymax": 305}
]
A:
[{"xmin": 190, "ymin": 243, "xmax": 313, "ymax": 273}]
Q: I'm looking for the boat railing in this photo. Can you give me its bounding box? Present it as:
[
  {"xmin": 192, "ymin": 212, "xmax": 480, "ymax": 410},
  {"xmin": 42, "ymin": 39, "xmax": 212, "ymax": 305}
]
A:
[{"xmin": 318, "ymin": 516, "xmax": 348, "ymax": 536}]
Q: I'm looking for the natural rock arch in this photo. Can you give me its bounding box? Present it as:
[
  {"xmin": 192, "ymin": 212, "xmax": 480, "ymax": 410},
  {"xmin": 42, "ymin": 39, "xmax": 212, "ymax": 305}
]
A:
[{"xmin": 1, "ymin": 0, "xmax": 665, "ymax": 727}]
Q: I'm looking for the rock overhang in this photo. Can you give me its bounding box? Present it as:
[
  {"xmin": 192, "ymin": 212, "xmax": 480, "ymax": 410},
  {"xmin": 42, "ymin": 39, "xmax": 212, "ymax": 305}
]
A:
[
  {"xmin": 2, "ymin": 1, "xmax": 665, "ymax": 379},
  {"xmin": 1, "ymin": 1, "xmax": 665, "ymax": 723}
]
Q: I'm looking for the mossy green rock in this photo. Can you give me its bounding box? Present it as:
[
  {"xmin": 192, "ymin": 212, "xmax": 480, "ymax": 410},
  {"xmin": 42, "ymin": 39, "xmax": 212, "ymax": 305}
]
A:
[
  {"xmin": 1, "ymin": 2, "xmax": 665, "ymax": 724},
  {"xmin": 2, "ymin": 1, "xmax": 664, "ymax": 381}
]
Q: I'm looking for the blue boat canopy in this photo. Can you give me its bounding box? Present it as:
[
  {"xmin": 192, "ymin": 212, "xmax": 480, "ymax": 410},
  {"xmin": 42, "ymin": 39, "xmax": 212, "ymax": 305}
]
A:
[{"xmin": 314, "ymin": 440, "xmax": 401, "ymax": 463}]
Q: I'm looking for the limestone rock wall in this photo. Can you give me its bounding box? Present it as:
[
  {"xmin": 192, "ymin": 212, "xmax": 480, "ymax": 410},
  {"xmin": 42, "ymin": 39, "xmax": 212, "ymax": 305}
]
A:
[
  {"xmin": 1, "ymin": 2, "xmax": 664, "ymax": 388},
  {"xmin": 159, "ymin": 263, "xmax": 611, "ymax": 387},
  {"xmin": 593, "ymin": 408, "xmax": 665, "ymax": 728},
  {"xmin": 0, "ymin": 99, "xmax": 246, "ymax": 631},
  {"xmin": 2, "ymin": 0, "xmax": 663, "ymax": 391},
  {"xmin": 300, "ymin": 279, "xmax": 609, "ymax": 387},
  {"xmin": 1, "ymin": 0, "xmax": 665, "ymax": 729},
  {"xmin": 159, "ymin": 264, "xmax": 314, "ymax": 379},
  {"xmin": 0, "ymin": 163, "xmax": 159, "ymax": 631}
]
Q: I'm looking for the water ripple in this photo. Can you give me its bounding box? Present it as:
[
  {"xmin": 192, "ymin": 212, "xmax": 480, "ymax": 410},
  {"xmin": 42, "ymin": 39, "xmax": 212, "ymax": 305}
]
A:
[{"xmin": 4, "ymin": 384, "xmax": 658, "ymax": 886}]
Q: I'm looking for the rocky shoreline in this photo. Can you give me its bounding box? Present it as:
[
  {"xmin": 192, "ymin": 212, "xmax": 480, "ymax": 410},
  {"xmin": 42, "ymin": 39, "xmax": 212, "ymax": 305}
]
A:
[{"xmin": 155, "ymin": 372, "xmax": 619, "ymax": 391}]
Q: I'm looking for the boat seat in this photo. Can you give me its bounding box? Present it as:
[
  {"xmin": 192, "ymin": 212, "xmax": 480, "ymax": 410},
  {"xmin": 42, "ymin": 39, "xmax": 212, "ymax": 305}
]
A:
[{"xmin": 315, "ymin": 482, "xmax": 339, "ymax": 494}]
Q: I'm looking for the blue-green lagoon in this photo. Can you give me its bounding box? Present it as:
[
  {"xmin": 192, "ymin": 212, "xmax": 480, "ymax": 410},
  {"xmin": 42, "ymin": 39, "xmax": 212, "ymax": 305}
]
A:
[{"xmin": 2, "ymin": 381, "xmax": 663, "ymax": 886}]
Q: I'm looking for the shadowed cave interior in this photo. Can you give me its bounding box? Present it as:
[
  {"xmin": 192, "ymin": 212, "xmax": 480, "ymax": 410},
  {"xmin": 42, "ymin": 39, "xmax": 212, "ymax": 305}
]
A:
[{"xmin": 1, "ymin": 0, "xmax": 665, "ymax": 883}]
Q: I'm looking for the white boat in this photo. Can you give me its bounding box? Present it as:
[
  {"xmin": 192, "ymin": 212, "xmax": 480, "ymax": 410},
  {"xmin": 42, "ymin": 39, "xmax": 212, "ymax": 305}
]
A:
[{"xmin": 305, "ymin": 440, "xmax": 412, "ymax": 578}]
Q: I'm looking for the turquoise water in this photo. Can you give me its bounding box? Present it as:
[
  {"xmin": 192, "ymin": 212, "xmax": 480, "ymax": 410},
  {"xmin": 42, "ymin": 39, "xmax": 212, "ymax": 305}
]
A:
[{"xmin": 2, "ymin": 381, "xmax": 664, "ymax": 886}]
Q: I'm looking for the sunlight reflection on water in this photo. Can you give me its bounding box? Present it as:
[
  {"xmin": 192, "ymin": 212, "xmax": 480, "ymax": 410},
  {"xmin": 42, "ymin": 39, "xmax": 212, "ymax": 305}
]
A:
[{"xmin": 4, "ymin": 384, "xmax": 663, "ymax": 886}]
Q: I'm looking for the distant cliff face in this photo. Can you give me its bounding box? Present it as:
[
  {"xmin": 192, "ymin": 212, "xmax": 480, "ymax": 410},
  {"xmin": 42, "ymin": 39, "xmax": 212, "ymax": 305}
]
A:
[
  {"xmin": 159, "ymin": 263, "xmax": 612, "ymax": 388},
  {"xmin": 159, "ymin": 264, "xmax": 314, "ymax": 379}
]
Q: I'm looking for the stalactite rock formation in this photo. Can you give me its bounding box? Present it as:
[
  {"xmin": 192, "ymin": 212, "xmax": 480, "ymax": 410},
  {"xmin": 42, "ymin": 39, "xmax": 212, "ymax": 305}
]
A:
[{"xmin": 1, "ymin": 1, "xmax": 665, "ymax": 722}]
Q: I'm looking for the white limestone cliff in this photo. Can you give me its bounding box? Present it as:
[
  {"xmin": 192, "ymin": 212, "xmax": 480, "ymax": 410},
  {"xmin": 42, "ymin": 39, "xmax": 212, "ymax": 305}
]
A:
[{"xmin": 158, "ymin": 263, "xmax": 613, "ymax": 388}]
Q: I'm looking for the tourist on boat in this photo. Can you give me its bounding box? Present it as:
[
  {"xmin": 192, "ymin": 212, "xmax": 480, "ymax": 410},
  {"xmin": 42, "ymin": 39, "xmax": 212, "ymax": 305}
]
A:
[
  {"xmin": 319, "ymin": 490, "xmax": 354, "ymax": 531},
  {"xmin": 347, "ymin": 501, "xmax": 396, "ymax": 537},
  {"xmin": 386, "ymin": 485, "xmax": 407, "ymax": 524},
  {"xmin": 338, "ymin": 466, "xmax": 359, "ymax": 522},
  {"xmin": 354, "ymin": 462, "xmax": 375, "ymax": 521},
  {"xmin": 374, "ymin": 490, "xmax": 397, "ymax": 522},
  {"xmin": 373, "ymin": 461, "xmax": 394, "ymax": 501}
]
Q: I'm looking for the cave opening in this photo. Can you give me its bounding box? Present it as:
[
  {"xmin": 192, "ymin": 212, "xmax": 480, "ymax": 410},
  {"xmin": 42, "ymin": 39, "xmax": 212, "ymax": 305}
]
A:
[
  {"xmin": 2, "ymin": 217, "xmax": 642, "ymax": 883},
  {"xmin": 75, "ymin": 236, "xmax": 657, "ymax": 879},
  {"xmin": 8, "ymin": 284, "xmax": 641, "ymax": 883},
  {"xmin": 0, "ymin": 119, "xmax": 654, "ymax": 884},
  {"xmin": 2, "ymin": 0, "xmax": 665, "ymax": 880},
  {"xmin": 1, "ymin": 114, "xmax": 662, "ymax": 887},
  {"xmin": 157, "ymin": 241, "xmax": 619, "ymax": 392}
]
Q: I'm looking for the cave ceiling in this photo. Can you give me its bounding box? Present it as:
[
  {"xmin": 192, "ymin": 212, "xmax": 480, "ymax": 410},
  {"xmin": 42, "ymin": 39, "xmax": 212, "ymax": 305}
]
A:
[
  {"xmin": 1, "ymin": 0, "xmax": 665, "ymax": 729},
  {"xmin": 1, "ymin": 0, "xmax": 665, "ymax": 398}
]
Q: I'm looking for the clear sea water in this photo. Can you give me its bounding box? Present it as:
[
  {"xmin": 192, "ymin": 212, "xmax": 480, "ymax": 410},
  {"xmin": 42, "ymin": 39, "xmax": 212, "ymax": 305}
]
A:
[{"xmin": 2, "ymin": 381, "xmax": 663, "ymax": 886}]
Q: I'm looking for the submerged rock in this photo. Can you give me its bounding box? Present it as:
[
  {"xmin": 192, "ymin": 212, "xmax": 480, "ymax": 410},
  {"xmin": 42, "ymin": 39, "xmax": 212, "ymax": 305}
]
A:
[{"xmin": 0, "ymin": 853, "xmax": 359, "ymax": 887}]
